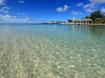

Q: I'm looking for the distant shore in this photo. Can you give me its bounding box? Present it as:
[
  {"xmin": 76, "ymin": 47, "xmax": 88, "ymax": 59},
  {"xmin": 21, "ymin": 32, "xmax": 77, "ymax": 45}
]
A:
[{"xmin": 61, "ymin": 23, "xmax": 105, "ymax": 26}]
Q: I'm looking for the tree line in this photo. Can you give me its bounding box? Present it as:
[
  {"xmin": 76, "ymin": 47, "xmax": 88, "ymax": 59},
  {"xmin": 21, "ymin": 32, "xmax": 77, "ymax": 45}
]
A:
[{"xmin": 85, "ymin": 10, "xmax": 105, "ymax": 24}]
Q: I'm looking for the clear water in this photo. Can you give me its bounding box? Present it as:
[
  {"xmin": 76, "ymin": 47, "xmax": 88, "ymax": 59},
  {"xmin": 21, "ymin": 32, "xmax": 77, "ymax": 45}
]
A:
[{"xmin": 0, "ymin": 24, "xmax": 105, "ymax": 78}]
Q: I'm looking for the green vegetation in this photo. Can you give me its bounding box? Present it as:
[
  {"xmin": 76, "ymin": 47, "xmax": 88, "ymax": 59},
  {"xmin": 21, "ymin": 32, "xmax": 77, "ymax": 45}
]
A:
[{"xmin": 85, "ymin": 10, "xmax": 105, "ymax": 24}]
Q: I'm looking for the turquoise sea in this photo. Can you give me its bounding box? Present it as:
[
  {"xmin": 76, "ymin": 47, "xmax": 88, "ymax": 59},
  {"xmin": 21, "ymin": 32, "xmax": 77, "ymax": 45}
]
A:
[{"xmin": 0, "ymin": 24, "xmax": 105, "ymax": 78}]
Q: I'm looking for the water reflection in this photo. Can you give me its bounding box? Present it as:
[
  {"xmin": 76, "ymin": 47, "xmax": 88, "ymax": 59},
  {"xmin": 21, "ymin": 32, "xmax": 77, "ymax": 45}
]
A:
[{"xmin": 67, "ymin": 25, "xmax": 105, "ymax": 40}]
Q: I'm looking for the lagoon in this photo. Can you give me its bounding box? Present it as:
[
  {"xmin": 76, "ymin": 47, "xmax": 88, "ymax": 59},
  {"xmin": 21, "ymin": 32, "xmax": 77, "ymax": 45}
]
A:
[{"xmin": 0, "ymin": 24, "xmax": 105, "ymax": 78}]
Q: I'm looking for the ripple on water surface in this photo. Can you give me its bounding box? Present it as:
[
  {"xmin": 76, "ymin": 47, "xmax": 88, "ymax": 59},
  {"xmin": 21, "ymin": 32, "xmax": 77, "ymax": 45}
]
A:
[{"xmin": 0, "ymin": 24, "xmax": 105, "ymax": 78}]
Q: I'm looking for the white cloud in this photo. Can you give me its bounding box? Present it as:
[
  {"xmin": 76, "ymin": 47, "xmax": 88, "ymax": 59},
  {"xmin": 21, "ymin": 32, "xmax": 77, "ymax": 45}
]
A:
[
  {"xmin": 0, "ymin": 0, "xmax": 5, "ymax": 6},
  {"xmin": 0, "ymin": 14, "xmax": 16, "ymax": 22},
  {"xmin": 71, "ymin": 16, "xmax": 76, "ymax": 20},
  {"xmin": 18, "ymin": 0, "xmax": 24, "ymax": 4},
  {"xmin": 72, "ymin": 11, "xmax": 82, "ymax": 15},
  {"xmin": 83, "ymin": 4, "xmax": 97, "ymax": 12},
  {"xmin": 14, "ymin": 17, "xmax": 30, "ymax": 23},
  {"xmin": 21, "ymin": 17, "xmax": 30, "ymax": 22},
  {"xmin": 77, "ymin": 3, "xmax": 83, "ymax": 6},
  {"xmin": 0, "ymin": 0, "xmax": 31, "ymax": 23},
  {"xmin": 101, "ymin": 7, "xmax": 105, "ymax": 13},
  {"xmin": 0, "ymin": 14, "xmax": 31, "ymax": 23},
  {"xmin": 76, "ymin": 0, "xmax": 105, "ymax": 13},
  {"xmin": 90, "ymin": 0, "xmax": 105, "ymax": 4},
  {"xmin": 76, "ymin": 2, "xmax": 98, "ymax": 13},
  {"xmin": 56, "ymin": 5, "xmax": 69, "ymax": 12},
  {"xmin": 17, "ymin": 12, "xmax": 26, "ymax": 16},
  {"xmin": 0, "ymin": 7, "xmax": 10, "ymax": 13}
]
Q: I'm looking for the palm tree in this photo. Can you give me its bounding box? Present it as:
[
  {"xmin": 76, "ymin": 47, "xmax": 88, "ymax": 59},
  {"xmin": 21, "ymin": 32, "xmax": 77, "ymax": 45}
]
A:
[{"xmin": 90, "ymin": 10, "xmax": 104, "ymax": 22}]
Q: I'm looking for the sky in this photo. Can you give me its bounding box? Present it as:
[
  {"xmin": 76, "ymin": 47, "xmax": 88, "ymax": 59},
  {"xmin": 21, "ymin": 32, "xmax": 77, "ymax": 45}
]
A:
[{"xmin": 0, "ymin": 0, "xmax": 105, "ymax": 23}]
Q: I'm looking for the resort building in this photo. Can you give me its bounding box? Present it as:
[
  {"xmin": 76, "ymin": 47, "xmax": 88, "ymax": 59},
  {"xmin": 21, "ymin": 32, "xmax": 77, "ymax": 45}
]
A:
[
  {"xmin": 50, "ymin": 21, "xmax": 66, "ymax": 24},
  {"xmin": 95, "ymin": 18, "xmax": 105, "ymax": 24},
  {"xmin": 68, "ymin": 19, "xmax": 92, "ymax": 25}
]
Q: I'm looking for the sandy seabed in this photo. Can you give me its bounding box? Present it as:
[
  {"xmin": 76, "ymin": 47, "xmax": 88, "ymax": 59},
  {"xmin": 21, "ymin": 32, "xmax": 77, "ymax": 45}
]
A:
[{"xmin": 0, "ymin": 25, "xmax": 105, "ymax": 78}]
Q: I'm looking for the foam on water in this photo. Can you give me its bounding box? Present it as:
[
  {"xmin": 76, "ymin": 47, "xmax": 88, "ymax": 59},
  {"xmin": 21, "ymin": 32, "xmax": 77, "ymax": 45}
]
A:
[{"xmin": 0, "ymin": 24, "xmax": 105, "ymax": 78}]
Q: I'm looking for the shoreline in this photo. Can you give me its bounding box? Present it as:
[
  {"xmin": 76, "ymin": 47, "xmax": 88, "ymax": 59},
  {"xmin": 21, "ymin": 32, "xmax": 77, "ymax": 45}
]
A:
[
  {"xmin": 0, "ymin": 23, "xmax": 105, "ymax": 26},
  {"xmin": 61, "ymin": 23, "xmax": 105, "ymax": 26}
]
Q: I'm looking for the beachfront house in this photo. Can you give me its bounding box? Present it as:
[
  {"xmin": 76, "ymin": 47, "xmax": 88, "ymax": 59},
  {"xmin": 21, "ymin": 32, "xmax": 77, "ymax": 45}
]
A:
[
  {"xmin": 68, "ymin": 19, "xmax": 92, "ymax": 25},
  {"xmin": 95, "ymin": 18, "xmax": 105, "ymax": 24}
]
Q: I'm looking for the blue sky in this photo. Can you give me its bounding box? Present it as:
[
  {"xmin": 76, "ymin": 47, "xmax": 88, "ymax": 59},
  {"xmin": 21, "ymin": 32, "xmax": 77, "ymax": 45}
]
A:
[{"xmin": 0, "ymin": 0, "xmax": 105, "ymax": 23}]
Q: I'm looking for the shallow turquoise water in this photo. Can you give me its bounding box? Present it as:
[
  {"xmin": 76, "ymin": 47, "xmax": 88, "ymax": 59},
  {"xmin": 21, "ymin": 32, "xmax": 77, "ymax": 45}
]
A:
[{"xmin": 0, "ymin": 24, "xmax": 105, "ymax": 78}]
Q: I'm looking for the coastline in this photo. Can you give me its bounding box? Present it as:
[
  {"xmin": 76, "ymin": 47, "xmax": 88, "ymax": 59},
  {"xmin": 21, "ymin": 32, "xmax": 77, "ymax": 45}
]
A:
[{"xmin": 61, "ymin": 23, "xmax": 105, "ymax": 26}]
